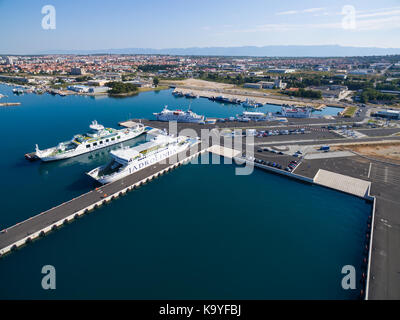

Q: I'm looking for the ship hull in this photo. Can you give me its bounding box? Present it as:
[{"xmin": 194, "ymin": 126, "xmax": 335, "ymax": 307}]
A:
[
  {"xmin": 37, "ymin": 128, "xmax": 145, "ymax": 162},
  {"xmin": 87, "ymin": 142, "xmax": 192, "ymax": 184},
  {"xmin": 155, "ymin": 116, "xmax": 205, "ymax": 123}
]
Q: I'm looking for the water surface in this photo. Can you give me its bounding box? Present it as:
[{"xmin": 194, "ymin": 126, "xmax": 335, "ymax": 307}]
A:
[{"xmin": 0, "ymin": 84, "xmax": 369, "ymax": 299}]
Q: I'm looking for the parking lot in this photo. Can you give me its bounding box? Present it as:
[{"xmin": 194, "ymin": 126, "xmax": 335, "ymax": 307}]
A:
[
  {"xmin": 251, "ymin": 147, "xmax": 302, "ymax": 172},
  {"xmin": 357, "ymin": 128, "xmax": 400, "ymax": 137},
  {"xmin": 293, "ymin": 155, "xmax": 371, "ymax": 180}
]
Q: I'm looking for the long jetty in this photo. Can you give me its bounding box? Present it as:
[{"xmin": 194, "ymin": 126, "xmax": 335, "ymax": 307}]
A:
[{"xmin": 0, "ymin": 144, "xmax": 206, "ymax": 257}]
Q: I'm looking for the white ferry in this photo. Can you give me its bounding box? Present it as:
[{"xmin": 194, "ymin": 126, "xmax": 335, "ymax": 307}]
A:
[
  {"xmin": 237, "ymin": 111, "xmax": 271, "ymax": 122},
  {"xmin": 281, "ymin": 106, "xmax": 312, "ymax": 118},
  {"xmin": 153, "ymin": 106, "xmax": 205, "ymax": 123},
  {"xmin": 87, "ymin": 132, "xmax": 196, "ymax": 184},
  {"xmin": 35, "ymin": 121, "xmax": 145, "ymax": 162}
]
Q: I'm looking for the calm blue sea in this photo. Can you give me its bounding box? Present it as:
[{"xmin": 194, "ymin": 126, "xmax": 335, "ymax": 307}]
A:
[{"xmin": 0, "ymin": 84, "xmax": 369, "ymax": 299}]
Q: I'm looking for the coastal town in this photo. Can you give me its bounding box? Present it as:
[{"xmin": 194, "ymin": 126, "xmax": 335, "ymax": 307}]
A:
[{"xmin": 0, "ymin": 54, "xmax": 399, "ymax": 105}]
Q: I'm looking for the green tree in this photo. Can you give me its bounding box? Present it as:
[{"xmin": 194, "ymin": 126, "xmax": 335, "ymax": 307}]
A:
[{"xmin": 153, "ymin": 77, "xmax": 159, "ymax": 87}]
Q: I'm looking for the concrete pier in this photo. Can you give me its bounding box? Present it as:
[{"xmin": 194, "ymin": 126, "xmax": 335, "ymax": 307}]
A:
[
  {"xmin": 0, "ymin": 144, "xmax": 206, "ymax": 257},
  {"xmin": 314, "ymin": 169, "xmax": 372, "ymax": 199}
]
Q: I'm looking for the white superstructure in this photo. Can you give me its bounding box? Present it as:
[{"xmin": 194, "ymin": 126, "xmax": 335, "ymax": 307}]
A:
[
  {"xmin": 35, "ymin": 121, "xmax": 146, "ymax": 161},
  {"xmin": 281, "ymin": 106, "xmax": 312, "ymax": 118},
  {"xmin": 153, "ymin": 106, "xmax": 205, "ymax": 123},
  {"xmin": 237, "ymin": 111, "xmax": 271, "ymax": 121},
  {"xmin": 87, "ymin": 132, "xmax": 197, "ymax": 184}
]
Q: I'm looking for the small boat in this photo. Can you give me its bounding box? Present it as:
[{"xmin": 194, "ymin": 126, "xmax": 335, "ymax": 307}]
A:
[
  {"xmin": 242, "ymin": 98, "xmax": 258, "ymax": 108},
  {"xmin": 184, "ymin": 92, "xmax": 198, "ymax": 99}
]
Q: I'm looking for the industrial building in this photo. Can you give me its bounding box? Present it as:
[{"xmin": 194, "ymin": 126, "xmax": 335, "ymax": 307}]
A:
[
  {"xmin": 244, "ymin": 79, "xmax": 287, "ymax": 90},
  {"xmin": 70, "ymin": 67, "xmax": 85, "ymax": 75},
  {"xmin": 268, "ymin": 68, "xmax": 296, "ymax": 74},
  {"xmin": 374, "ymin": 109, "xmax": 400, "ymax": 120}
]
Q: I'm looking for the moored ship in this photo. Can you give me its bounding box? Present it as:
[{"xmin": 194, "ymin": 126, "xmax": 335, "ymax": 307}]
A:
[
  {"xmin": 153, "ymin": 106, "xmax": 205, "ymax": 123},
  {"xmin": 237, "ymin": 111, "xmax": 271, "ymax": 122},
  {"xmin": 242, "ymin": 98, "xmax": 263, "ymax": 108},
  {"xmin": 87, "ymin": 132, "xmax": 197, "ymax": 184},
  {"xmin": 280, "ymin": 105, "xmax": 312, "ymax": 118},
  {"xmin": 34, "ymin": 120, "xmax": 146, "ymax": 162}
]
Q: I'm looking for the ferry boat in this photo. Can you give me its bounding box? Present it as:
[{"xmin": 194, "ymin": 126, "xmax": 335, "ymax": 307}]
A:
[
  {"xmin": 34, "ymin": 120, "xmax": 145, "ymax": 162},
  {"xmin": 280, "ymin": 105, "xmax": 312, "ymax": 118},
  {"xmin": 153, "ymin": 106, "xmax": 205, "ymax": 123},
  {"xmin": 237, "ymin": 111, "xmax": 270, "ymax": 122},
  {"xmin": 242, "ymin": 98, "xmax": 262, "ymax": 108},
  {"xmin": 87, "ymin": 132, "xmax": 196, "ymax": 184}
]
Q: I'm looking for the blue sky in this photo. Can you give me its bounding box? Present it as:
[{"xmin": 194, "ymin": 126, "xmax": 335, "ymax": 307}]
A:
[{"xmin": 0, "ymin": 0, "xmax": 400, "ymax": 54}]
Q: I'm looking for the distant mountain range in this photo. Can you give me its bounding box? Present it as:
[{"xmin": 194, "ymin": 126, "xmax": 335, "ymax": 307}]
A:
[{"xmin": 41, "ymin": 45, "xmax": 400, "ymax": 57}]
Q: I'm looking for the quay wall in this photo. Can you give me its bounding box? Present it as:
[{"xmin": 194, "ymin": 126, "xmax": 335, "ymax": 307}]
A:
[
  {"xmin": 365, "ymin": 194, "xmax": 377, "ymax": 300},
  {"xmin": 0, "ymin": 148, "xmax": 207, "ymax": 257}
]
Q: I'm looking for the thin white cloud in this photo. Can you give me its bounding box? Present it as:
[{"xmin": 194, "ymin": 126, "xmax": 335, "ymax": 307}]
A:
[
  {"xmin": 276, "ymin": 7, "xmax": 326, "ymax": 15},
  {"xmin": 234, "ymin": 14, "xmax": 400, "ymax": 33},
  {"xmin": 276, "ymin": 10, "xmax": 297, "ymax": 15},
  {"xmin": 356, "ymin": 6, "xmax": 400, "ymax": 14},
  {"xmin": 357, "ymin": 9, "xmax": 400, "ymax": 19},
  {"xmin": 355, "ymin": 15, "xmax": 400, "ymax": 31},
  {"xmin": 303, "ymin": 7, "xmax": 325, "ymax": 13}
]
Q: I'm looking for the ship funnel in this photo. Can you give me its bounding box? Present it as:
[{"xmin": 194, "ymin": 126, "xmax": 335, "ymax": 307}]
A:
[{"xmin": 35, "ymin": 144, "xmax": 41, "ymax": 155}]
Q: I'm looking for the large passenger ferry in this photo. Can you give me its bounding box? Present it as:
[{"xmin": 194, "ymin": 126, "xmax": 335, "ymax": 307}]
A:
[
  {"xmin": 153, "ymin": 106, "xmax": 205, "ymax": 123},
  {"xmin": 280, "ymin": 105, "xmax": 312, "ymax": 118},
  {"xmin": 34, "ymin": 120, "xmax": 145, "ymax": 161},
  {"xmin": 236, "ymin": 111, "xmax": 271, "ymax": 122},
  {"xmin": 87, "ymin": 132, "xmax": 197, "ymax": 184}
]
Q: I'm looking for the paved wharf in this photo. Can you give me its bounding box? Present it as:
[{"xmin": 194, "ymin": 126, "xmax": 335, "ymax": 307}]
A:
[{"xmin": 0, "ymin": 144, "xmax": 205, "ymax": 257}]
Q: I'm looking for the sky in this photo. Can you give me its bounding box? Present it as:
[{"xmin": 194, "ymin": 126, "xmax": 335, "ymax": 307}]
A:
[{"xmin": 0, "ymin": 0, "xmax": 400, "ymax": 54}]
